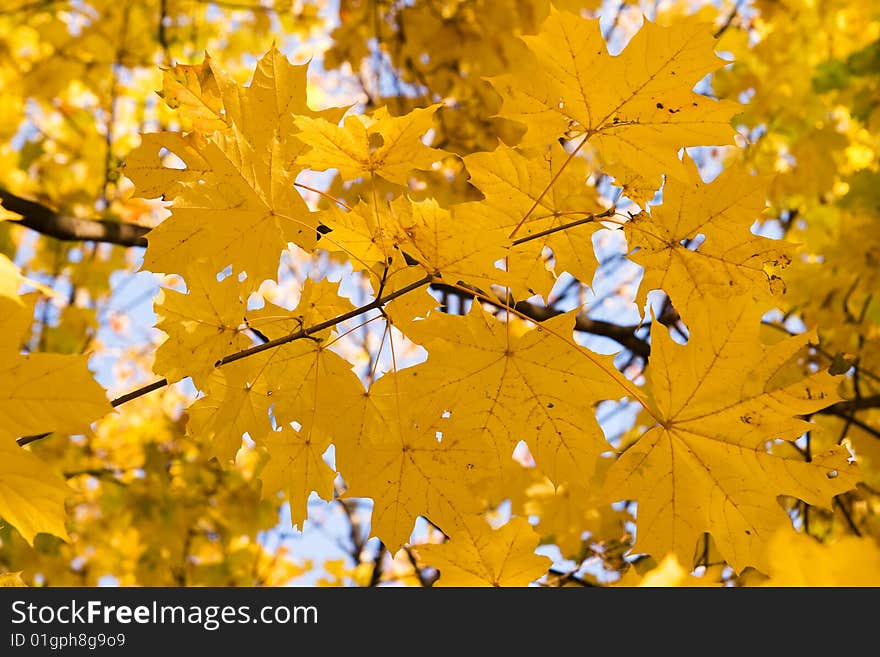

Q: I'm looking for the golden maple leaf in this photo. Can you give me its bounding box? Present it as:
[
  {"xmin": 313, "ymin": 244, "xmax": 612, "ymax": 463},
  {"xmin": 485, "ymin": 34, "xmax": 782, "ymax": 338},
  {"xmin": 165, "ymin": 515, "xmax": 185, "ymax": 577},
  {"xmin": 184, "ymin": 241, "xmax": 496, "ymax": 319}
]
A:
[
  {"xmin": 126, "ymin": 127, "xmax": 313, "ymax": 286},
  {"xmin": 0, "ymin": 441, "xmax": 72, "ymax": 546},
  {"xmin": 624, "ymin": 158, "xmax": 791, "ymax": 320},
  {"xmin": 293, "ymin": 105, "xmax": 448, "ymax": 185},
  {"xmin": 336, "ymin": 374, "xmax": 494, "ymax": 550},
  {"xmin": 126, "ymin": 51, "xmax": 346, "ymax": 286},
  {"xmin": 187, "ymin": 338, "xmax": 362, "ymax": 462},
  {"xmin": 463, "ymin": 142, "xmax": 606, "ymax": 295},
  {"xmin": 159, "ymin": 48, "xmax": 345, "ymax": 138},
  {"xmin": 386, "ymin": 305, "xmax": 626, "ymax": 486},
  {"xmin": 603, "ymin": 296, "xmax": 858, "ymax": 572},
  {"xmin": 158, "ymin": 55, "xmax": 227, "ymax": 134},
  {"xmin": 416, "ymin": 516, "xmax": 551, "ymax": 586},
  {"xmin": 257, "ymin": 426, "xmax": 336, "ymax": 528},
  {"xmin": 317, "ymin": 195, "xmax": 520, "ymax": 293},
  {"xmin": 155, "ymin": 271, "xmax": 354, "ymax": 388},
  {"xmin": 490, "ymin": 11, "xmax": 739, "ymax": 202},
  {"xmin": 0, "ymin": 571, "xmax": 26, "ymax": 587},
  {"xmin": 154, "ymin": 266, "xmax": 262, "ymax": 388}
]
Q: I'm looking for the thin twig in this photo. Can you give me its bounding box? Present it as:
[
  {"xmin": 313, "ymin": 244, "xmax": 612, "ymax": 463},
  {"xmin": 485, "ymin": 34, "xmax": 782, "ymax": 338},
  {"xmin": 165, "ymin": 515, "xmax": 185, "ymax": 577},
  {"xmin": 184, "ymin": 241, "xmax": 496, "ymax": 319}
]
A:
[{"xmin": 511, "ymin": 208, "xmax": 618, "ymax": 246}]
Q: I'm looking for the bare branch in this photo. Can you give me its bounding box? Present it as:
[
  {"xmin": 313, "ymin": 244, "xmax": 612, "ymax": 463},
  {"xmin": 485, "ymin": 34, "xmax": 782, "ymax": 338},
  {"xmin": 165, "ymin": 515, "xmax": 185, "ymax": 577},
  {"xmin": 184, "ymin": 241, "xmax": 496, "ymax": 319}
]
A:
[
  {"xmin": 1, "ymin": 188, "xmax": 149, "ymax": 248},
  {"xmin": 216, "ymin": 274, "xmax": 433, "ymax": 367},
  {"xmin": 715, "ymin": 0, "xmax": 746, "ymax": 38}
]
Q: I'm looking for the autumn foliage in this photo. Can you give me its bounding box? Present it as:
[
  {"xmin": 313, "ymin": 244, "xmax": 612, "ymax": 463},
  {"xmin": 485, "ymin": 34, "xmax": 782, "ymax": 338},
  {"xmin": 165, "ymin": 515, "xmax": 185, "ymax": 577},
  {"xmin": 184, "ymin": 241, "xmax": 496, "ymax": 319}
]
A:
[{"xmin": 1, "ymin": 0, "xmax": 879, "ymax": 587}]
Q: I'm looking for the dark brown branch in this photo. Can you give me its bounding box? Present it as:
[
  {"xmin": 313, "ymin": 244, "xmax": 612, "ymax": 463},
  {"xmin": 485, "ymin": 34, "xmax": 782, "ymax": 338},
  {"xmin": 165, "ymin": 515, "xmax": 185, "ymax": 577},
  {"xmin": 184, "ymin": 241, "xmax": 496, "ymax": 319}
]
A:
[
  {"xmin": 545, "ymin": 567, "xmax": 601, "ymax": 587},
  {"xmin": 431, "ymin": 283, "xmax": 650, "ymax": 358},
  {"xmin": 834, "ymin": 496, "xmax": 863, "ymax": 537},
  {"xmin": 16, "ymin": 432, "xmax": 50, "ymax": 447},
  {"xmin": 1, "ymin": 188, "xmax": 149, "ymax": 248},
  {"xmin": 369, "ymin": 542, "xmax": 387, "ymax": 587},
  {"xmin": 403, "ymin": 546, "xmax": 433, "ymax": 587},
  {"xmin": 110, "ymin": 378, "xmax": 169, "ymax": 407},
  {"xmin": 519, "ymin": 299, "xmax": 649, "ymax": 358},
  {"xmin": 714, "ymin": 0, "xmax": 745, "ymax": 38}
]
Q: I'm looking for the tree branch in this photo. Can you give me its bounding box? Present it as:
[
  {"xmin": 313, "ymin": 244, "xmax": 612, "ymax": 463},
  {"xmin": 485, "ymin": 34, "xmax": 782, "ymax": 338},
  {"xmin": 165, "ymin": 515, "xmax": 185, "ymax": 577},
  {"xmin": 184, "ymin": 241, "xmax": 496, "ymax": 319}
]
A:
[
  {"xmin": 518, "ymin": 299, "xmax": 650, "ymax": 358},
  {"xmin": 714, "ymin": 0, "xmax": 746, "ymax": 38},
  {"xmin": 545, "ymin": 567, "xmax": 601, "ymax": 587},
  {"xmin": 430, "ymin": 282, "xmax": 650, "ymax": 358},
  {"xmin": 17, "ymin": 276, "xmax": 434, "ymax": 446},
  {"xmin": 819, "ymin": 407, "xmax": 880, "ymax": 440},
  {"xmin": 510, "ymin": 208, "xmax": 617, "ymax": 246},
  {"xmin": 216, "ymin": 274, "xmax": 432, "ymax": 366},
  {"xmin": 823, "ymin": 394, "xmax": 880, "ymax": 415},
  {"xmin": 0, "ymin": 188, "xmax": 149, "ymax": 248}
]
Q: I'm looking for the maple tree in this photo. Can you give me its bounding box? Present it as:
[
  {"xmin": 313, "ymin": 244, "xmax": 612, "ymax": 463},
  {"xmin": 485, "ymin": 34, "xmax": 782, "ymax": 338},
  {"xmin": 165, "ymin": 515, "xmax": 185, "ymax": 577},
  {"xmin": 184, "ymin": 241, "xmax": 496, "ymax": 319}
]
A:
[{"xmin": 0, "ymin": 0, "xmax": 878, "ymax": 588}]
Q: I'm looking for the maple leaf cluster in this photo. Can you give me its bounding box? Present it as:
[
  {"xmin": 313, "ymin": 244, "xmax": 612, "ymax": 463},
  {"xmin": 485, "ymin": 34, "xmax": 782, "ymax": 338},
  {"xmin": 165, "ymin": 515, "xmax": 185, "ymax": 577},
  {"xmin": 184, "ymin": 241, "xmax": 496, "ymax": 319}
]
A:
[{"xmin": 1, "ymin": 2, "xmax": 877, "ymax": 586}]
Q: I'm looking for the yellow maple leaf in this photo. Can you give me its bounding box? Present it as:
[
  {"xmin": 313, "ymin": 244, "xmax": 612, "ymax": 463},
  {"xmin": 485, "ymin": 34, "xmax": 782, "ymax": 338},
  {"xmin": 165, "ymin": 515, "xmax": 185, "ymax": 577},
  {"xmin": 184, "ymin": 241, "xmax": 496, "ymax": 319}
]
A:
[
  {"xmin": 234, "ymin": 48, "xmax": 339, "ymax": 145},
  {"xmin": 0, "ymin": 265, "xmax": 111, "ymax": 443},
  {"xmin": 391, "ymin": 197, "xmax": 516, "ymax": 292},
  {"xmin": 154, "ymin": 267, "xmax": 262, "ymax": 388},
  {"xmin": 187, "ymin": 338, "xmax": 360, "ymax": 461},
  {"xmin": 416, "ymin": 516, "xmax": 551, "ymax": 586},
  {"xmin": 293, "ymin": 105, "xmax": 447, "ymax": 185},
  {"xmin": 603, "ymin": 296, "xmax": 858, "ymax": 572},
  {"xmin": 0, "ymin": 440, "xmax": 70, "ymax": 545},
  {"xmin": 386, "ymin": 305, "xmax": 626, "ymax": 486},
  {"xmin": 154, "ymin": 269, "xmax": 354, "ymax": 388},
  {"xmin": 338, "ymin": 375, "xmax": 494, "ymax": 550},
  {"xmin": 0, "ymin": 254, "xmax": 25, "ymax": 320},
  {"xmin": 159, "ymin": 48, "xmax": 345, "ymax": 139},
  {"xmin": 317, "ymin": 195, "xmax": 517, "ymax": 293},
  {"xmin": 158, "ymin": 55, "xmax": 228, "ymax": 134},
  {"xmin": 463, "ymin": 142, "xmax": 605, "ymax": 295},
  {"xmin": 185, "ymin": 363, "xmax": 273, "ymax": 460},
  {"xmin": 126, "ymin": 127, "xmax": 313, "ymax": 286},
  {"xmin": 491, "ymin": 11, "xmax": 739, "ymax": 201},
  {"xmin": 0, "ymin": 256, "xmax": 56, "ymax": 331},
  {"xmin": 252, "ymin": 278, "xmax": 356, "ymax": 339},
  {"xmin": 625, "ymin": 158, "xmax": 791, "ymax": 320},
  {"xmin": 524, "ymin": 459, "xmax": 624, "ymax": 558},
  {"xmin": 181, "ymin": 273, "xmax": 363, "ymax": 460},
  {"xmin": 257, "ymin": 426, "xmax": 336, "ymax": 528},
  {"xmin": 0, "ymin": 354, "xmax": 111, "ymax": 441},
  {"xmin": 127, "ymin": 49, "xmax": 348, "ymax": 285},
  {"xmin": 762, "ymin": 530, "xmax": 880, "ymax": 586},
  {"xmin": 616, "ymin": 554, "xmax": 717, "ymax": 587},
  {"xmin": 315, "ymin": 199, "xmax": 411, "ymax": 269}
]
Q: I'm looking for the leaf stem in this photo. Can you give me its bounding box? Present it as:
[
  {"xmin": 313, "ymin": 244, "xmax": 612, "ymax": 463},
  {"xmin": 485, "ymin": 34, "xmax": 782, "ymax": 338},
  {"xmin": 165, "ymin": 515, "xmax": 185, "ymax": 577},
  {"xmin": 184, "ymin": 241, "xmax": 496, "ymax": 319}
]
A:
[
  {"xmin": 293, "ymin": 181, "xmax": 353, "ymax": 211},
  {"xmin": 510, "ymin": 208, "xmax": 618, "ymax": 246},
  {"xmin": 507, "ymin": 133, "xmax": 590, "ymax": 238}
]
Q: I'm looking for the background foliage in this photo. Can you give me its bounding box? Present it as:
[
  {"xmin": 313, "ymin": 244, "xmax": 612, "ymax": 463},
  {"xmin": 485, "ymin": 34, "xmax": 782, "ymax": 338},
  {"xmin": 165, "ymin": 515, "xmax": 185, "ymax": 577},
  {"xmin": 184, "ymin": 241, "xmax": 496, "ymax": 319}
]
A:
[{"xmin": 1, "ymin": 0, "xmax": 878, "ymax": 587}]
